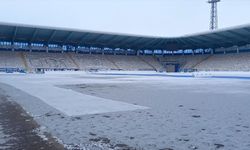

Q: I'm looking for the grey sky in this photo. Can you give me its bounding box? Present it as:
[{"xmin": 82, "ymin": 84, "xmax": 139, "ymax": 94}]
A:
[{"xmin": 0, "ymin": 0, "xmax": 249, "ymax": 37}]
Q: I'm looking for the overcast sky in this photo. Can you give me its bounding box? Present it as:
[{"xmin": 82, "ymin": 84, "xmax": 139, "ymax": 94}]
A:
[{"xmin": 0, "ymin": 0, "xmax": 249, "ymax": 37}]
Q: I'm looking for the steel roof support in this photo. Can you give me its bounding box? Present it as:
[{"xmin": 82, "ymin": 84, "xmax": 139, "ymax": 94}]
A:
[
  {"xmin": 242, "ymin": 28, "xmax": 250, "ymax": 34},
  {"xmin": 62, "ymin": 31, "xmax": 73, "ymax": 45},
  {"xmin": 104, "ymin": 35, "xmax": 119, "ymax": 43},
  {"xmin": 188, "ymin": 37, "xmax": 208, "ymax": 44},
  {"xmin": 111, "ymin": 36, "xmax": 130, "ymax": 45},
  {"xmin": 29, "ymin": 28, "xmax": 38, "ymax": 43},
  {"xmin": 116, "ymin": 37, "xmax": 140, "ymax": 48},
  {"xmin": 128, "ymin": 38, "xmax": 149, "ymax": 49},
  {"xmin": 200, "ymin": 35, "xmax": 226, "ymax": 43},
  {"xmin": 150, "ymin": 39, "xmax": 166, "ymax": 50},
  {"xmin": 138, "ymin": 38, "xmax": 159, "ymax": 50},
  {"xmin": 212, "ymin": 33, "xmax": 238, "ymax": 45},
  {"xmin": 12, "ymin": 26, "xmax": 18, "ymax": 43},
  {"xmin": 176, "ymin": 38, "xmax": 197, "ymax": 49},
  {"xmin": 240, "ymin": 29, "xmax": 250, "ymax": 44},
  {"xmin": 226, "ymin": 30, "xmax": 250, "ymax": 43},
  {"xmin": 91, "ymin": 34, "xmax": 105, "ymax": 42},
  {"xmin": 185, "ymin": 38, "xmax": 208, "ymax": 48},
  {"xmin": 189, "ymin": 36, "xmax": 219, "ymax": 48},
  {"xmin": 78, "ymin": 33, "xmax": 90, "ymax": 46},
  {"xmin": 47, "ymin": 30, "xmax": 57, "ymax": 44},
  {"xmin": 125, "ymin": 37, "xmax": 145, "ymax": 48},
  {"xmin": 200, "ymin": 35, "xmax": 233, "ymax": 47}
]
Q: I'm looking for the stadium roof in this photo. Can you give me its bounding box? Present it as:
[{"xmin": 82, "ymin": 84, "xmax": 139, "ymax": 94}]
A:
[{"xmin": 0, "ymin": 22, "xmax": 250, "ymax": 50}]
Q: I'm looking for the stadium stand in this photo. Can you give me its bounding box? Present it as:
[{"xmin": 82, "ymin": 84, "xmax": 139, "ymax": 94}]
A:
[
  {"xmin": 138, "ymin": 56, "xmax": 165, "ymax": 71},
  {"xmin": 157, "ymin": 52, "xmax": 250, "ymax": 72},
  {"xmin": 71, "ymin": 54, "xmax": 117, "ymax": 71},
  {"xmin": 0, "ymin": 51, "xmax": 25, "ymax": 69},
  {"xmin": 195, "ymin": 53, "xmax": 250, "ymax": 71},
  {"xmin": 0, "ymin": 22, "xmax": 250, "ymax": 73},
  {"xmin": 24, "ymin": 52, "xmax": 78, "ymax": 71},
  {"xmin": 106, "ymin": 55, "xmax": 155, "ymax": 71},
  {"xmin": 2, "ymin": 49, "xmax": 250, "ymax": 73},
  {"xmin": 0, "ymin": 51, "xmax": 165, "ymax": 72},
  {"xmin": 158, "ymin": 55, "xmax": 211, "ymax": 71}
]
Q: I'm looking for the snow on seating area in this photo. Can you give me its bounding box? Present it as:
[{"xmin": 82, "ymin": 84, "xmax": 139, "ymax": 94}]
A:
[
  {"xmin": 106, "ymin": 55, "xmax": 154, "ymax": 71},
  {"xmin": 72, "ymin": 54, "xmax": 117, "ymax": 70},
  {"xmin": 0, "ymin": 51, "xmax": 164, "ymax": 71},
  {"xmin": 159, "ymin": 55, "xmax": 209, "ymax": 69},
  {"xmin": 2, "ymin": 50, "xmax": 250, "ymax": 72},
  {"xmin": 181, "ymin": 55, "xmax": 210, "ymax": 69},
  {"xmin": 25, "ymin": 52, "xmax": 77, "ymax": 69},
  {"xmin": 138, "ymin": 56, "xmax": 164, "ymax": 71},
  {"xmin": 195, "ymin": 53, "xmax": 250, "ymax": 71},
  {"xmin": 159, "ymin": 53, "xmax": 250, "ymax": 72},
  {"xmin": 0, "ymin": 51, "xmax": 25, "ymax": 69}
]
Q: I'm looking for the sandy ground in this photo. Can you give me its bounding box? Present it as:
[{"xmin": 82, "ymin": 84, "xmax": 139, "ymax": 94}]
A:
[{"xmin": 0, "ymin": 72, "xmax": 250, "ymax": 150}]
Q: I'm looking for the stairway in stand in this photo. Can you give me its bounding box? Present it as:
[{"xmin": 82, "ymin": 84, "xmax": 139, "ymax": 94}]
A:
[{"xmin": 19, "ymin": 52, "xmax": 30, "ymax": 72}]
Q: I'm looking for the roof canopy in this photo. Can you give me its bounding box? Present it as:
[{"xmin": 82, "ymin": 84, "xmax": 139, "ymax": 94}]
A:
[{"xmin": 0, "ymin": 22, "xmax": 250, "ymax": 50}]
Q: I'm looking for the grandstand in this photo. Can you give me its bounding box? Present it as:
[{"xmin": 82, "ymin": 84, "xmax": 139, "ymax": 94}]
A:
[
  {"xmin": 0, "ymin": 51, "xmax": 26, "ymax": 73},
  {"xmin": 71, "ymin": 53, "xmax": 116, "ymax": 71},
  {"xmin": 25, "ymin": 52, "xmax": 78, "ymax": 71},
  {"xmin": 195, "ymin": 53, "xmax": 250, "ymax": 71},
  {"xmin": 106, "ymin": 55, "xmax": 155, "ymax": 71},
  {"xmin": 0, "ymin": 22, "xmax": 250, "ymax": 73},
  {"xmin": 2, "ymin": 50, "xmax": 250, "ymax": 73},
  {"xmin": 0, "ymin": 51, "xmax": 163, "ymax": 72},
  {"xmin": 0, "ymin": 51, "xmax": 25, "ymax": 69}
]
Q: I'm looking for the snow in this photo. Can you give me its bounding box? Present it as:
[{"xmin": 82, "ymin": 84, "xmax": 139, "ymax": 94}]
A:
[
  {"xmin": 0, "ymin": 71, "xmax": 250, "ymax": 149},
  {"xmin": 0, "ymin": 73, "xmax": 147, "ymax": 116},
  {"xmin": 193, "ymin": 71, "xmax": 250, "ymax": 78},
  {"xmin": 0, "ymin": 125, "xmax": 10, "ymax": 150}
]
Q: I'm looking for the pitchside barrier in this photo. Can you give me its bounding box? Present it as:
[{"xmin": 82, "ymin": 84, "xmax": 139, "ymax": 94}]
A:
[
  {"xmin": 193, "ymin": 72, "xmax": 213, "ymax": 78},
  {"xmin": 0, "ymin": 68, "xmax": 26, "ymax": 73}
]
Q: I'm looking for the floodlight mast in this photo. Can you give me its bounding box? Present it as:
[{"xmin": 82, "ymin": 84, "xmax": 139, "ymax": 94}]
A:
[{"xmin": 208, "ymin": 0, "xmax": 220, "ymax": 30}]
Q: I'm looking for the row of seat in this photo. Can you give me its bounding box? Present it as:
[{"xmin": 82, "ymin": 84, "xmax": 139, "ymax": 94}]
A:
[
  {"xmin": 2, "ymin": 51, "xmax": 250, "ymax": 72},
  {"xmin": 195, "ymin": 53, "xmax": 250, "ymax": 71},
  {"xmin": 158, "ymin": 53, "xmax": 250, "ymax": 71},
  {"xmin": 0, "ymin": 51, "xmax": 25, "ymax": 69},
  {"xmin": 0, "ymin": 51, "xmax": 164, "ymax": 71}
]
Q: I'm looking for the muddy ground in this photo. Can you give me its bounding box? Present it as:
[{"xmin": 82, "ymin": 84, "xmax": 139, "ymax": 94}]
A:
[{"xmin": 0, "ymin": 91, "xmax": 65, "ymax": 150}]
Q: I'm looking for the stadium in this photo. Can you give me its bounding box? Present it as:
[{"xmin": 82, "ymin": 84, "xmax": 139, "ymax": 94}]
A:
[
  {"xmin": 0, "ymin": 1, "xmax": 250, "ymax": 150},
  {"xmin": 1, "ymin": 22, "xmax": 250, "ymax": 74}
]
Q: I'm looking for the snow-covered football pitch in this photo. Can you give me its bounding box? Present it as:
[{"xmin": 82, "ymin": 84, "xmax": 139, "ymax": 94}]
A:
[{"xmin": 0, "ymin": 71, "xmax": 250, "ymax": 150}]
